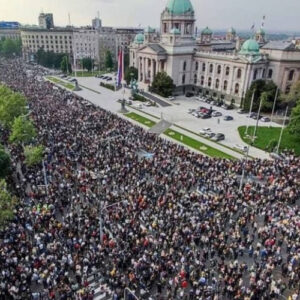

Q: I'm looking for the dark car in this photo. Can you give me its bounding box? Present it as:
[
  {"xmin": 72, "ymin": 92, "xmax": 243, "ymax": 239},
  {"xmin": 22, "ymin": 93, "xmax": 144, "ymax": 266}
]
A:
[
  {"xmin": 224, "ymin": 115, "xmax": 233, "ymax": 121},
  {"xmin": 211, "ymin": 133, "xmax": 225, "ymax": 141},
  {"xmin": 201, "ymin": 114, "xmax": 211, "ymax": 119},
  {"xmin": 185, "ymin": 92, "xmax": 195, "ymax": 98}
]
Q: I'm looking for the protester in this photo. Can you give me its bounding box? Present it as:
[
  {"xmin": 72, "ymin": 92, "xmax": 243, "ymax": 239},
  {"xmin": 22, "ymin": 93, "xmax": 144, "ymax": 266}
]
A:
[{"xmin": 0, "ymin": 58, "xmax": 299, "ymax": 300}]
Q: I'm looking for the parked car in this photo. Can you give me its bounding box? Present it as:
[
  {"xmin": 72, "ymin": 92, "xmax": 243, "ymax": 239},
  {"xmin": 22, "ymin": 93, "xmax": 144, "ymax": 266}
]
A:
[
  {"xmin": 201, "ymin": 114, "xmax": 211, "ymax": 119},
  {"xmin": 199, "ymin": 127, "xmax": 211, "ymax": 135},
  {"xmin": 196, "ymin": 96, "xmax": 205, "ymax": 101},
  {"xmin": 205, "ymin": 132, "xmax": 215, "ymax": 138},
  {"xmin": 211, "ymin": 133, "xmax": 225, "ymax": 141},
  {"xmin": 234, "ymin": 144, "xmax": 249, "ymax": 152},
  {"xmin": 261, "ymin": 117, "xmax": 271, "ymax": 122},
  {"xmin": 168, "ymin": 96, "xmax": 175, "ymax": 101},
  {"xmin": 185, "ymin": 92, "xmax": 195, "ymax": 98},
  {"xmin": 237, "ymin": 109, "xmax": 247, "ymax": 114},
  {"xmin": 212, "ymin": 111, "xmax": 222, "ymax": 117},
  {"xmin": 106, "ymin": 77, "xmax": 112, "ymax": 81},
  {"xmin": 215, "ymin": 101, "xmax": 223, "ymax": 107},
  {"xmin": 224, "ymin": 115, "xmax": 233, "ymax": 121},
  {"xmin": 192, "ymin": 111, "xmax": 200, "ymax": 118}
]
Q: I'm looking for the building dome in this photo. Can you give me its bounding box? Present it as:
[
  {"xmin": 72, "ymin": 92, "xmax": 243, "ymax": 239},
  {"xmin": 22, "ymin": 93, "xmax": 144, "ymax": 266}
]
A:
[
  {"xmin": 228, "ymin": 27, "xmax": 236, "ymax": 34},
  {"xmin": 145, "ymin": 26, "xmax": 155, "ymax": 33},
  {"xmin": 239, "ymin": 39, "xmax": 260, "ymax": 55},
  {"xmin": 170, "ymin": 28, "xmax": 181, "ymax": 34},
  {"xmin": 201, "ymin": 26, "xmax": 213, "ymax": 35},
  {"xmin": 166, "ymin": 0, "xmax": 194, "ymax": 15},
  {"xmin": 256, "ymin": 28, "xmax": 265, "ymax": 36},
  {"xmin": 134, "ymin": 33, "xmax": 144, "ymax": 44}
]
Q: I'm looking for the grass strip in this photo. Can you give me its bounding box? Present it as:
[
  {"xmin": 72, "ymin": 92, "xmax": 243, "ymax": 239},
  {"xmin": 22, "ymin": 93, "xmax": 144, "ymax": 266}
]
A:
[
  {"xmin": 164, "ymin": 128, "xmax": 234, "ymax": 159},
  {"xmin": 46, "ymin": 76, "xmax": 75, "ymax": 90},
  {"xmin": 125, "ymin": 112, "xmax": 156, "ymax": 127},
  {"xmin": 238, "ymin": 126, "xmax": 300, "ymax": 156}
]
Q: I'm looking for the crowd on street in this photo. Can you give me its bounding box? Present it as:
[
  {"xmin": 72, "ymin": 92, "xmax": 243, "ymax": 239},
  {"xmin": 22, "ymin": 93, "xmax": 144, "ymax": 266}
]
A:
[{"xmin": 0, "ymin": 58, "xmax": 299, "ymax": 300}]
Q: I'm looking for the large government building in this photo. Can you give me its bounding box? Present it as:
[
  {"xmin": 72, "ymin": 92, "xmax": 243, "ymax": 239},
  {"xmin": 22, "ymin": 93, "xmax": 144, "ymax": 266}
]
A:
[{"xmin": 129, "ymin": 0, "xmax": 300, "ymax": 103}]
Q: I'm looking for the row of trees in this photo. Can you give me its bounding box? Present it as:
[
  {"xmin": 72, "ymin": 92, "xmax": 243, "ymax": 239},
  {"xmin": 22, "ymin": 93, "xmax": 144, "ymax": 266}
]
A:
[
  {"xmin": 0, "ymin": 85, "xmax": 44, "ymax": 226},
  {"xmin": 0, "ymin": 38, "xmax": 22, "ymax": 58},
  {"xmin": 287, "ymin": 81, "xmax": 300, "ymax": 138}
]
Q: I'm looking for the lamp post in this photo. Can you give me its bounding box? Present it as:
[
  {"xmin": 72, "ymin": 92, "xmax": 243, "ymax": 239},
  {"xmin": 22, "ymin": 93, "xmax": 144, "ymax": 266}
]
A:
[
  {"xmin": 276, "ymin": 105, "xmax": 289, "ymax": 154},
  {"xmin": 270, "ymin": 87, "xmax": 279, "ymax": 127},
  {"xmin": 245, "ymin": 90, "xmax": 255, "ymax": 136}
]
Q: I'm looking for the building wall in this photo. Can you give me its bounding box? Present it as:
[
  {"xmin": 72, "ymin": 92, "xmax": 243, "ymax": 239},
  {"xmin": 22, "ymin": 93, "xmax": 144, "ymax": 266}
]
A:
[
  {"xmin": 21, "ymin": 29, "xmax": 73, "ymax": 60},
  {"xmin": 0, "ymin": 29, "xmax": 20, "ymax": 40}
]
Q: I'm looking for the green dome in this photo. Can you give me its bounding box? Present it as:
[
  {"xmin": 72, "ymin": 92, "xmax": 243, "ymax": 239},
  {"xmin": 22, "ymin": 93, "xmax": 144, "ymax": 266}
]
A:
[
  {"xmin": 228, "ymin": 27, "xmax": 236, "ymax": 34},
  {"xmin": 170, "ymin": 28, "xmax": 180, "ymax": 34},
  {"xmin": 145, "ymin": 26, "xmax": 155, "ymax": 33},
  {"xmin": 166, "ymin": 0, "xmax": 194, "ymax": 15},
  {"xmin": 239, "ymin": 39, "xmax": 260, "ymax": 55},
  {"xmin": 134, "ymin": 33, "xmax": 144, "ymax": 44},
  {"xmin": 256, "ymin": 28, "xmax": 265, "ymax": 35},
  {"xmin": 202, "ymin": 26, "xmax": 213, "ymax": 35}
]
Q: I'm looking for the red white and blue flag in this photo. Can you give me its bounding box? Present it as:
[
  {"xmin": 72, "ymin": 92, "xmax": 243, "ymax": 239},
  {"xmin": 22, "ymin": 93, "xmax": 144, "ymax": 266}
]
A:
[{"xmin": 117, "ymin": 48, "xmax": 124, "ymax": 86}]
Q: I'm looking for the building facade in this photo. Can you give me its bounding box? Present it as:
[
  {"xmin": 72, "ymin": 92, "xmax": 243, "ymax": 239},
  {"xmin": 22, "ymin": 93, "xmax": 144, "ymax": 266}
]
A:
[
  {"xmin": 0, "ymin": 22, "xmax": 20, "ymax": 40},
  {"xmin": 38, "ymin": 13, "xmax": 54, "ymax": 30},
  {"xmin": 129, "ymin": 0, "xmax": 300, "ymax": 104},
  {"xmin": 21, "ymin": 27, "xmax": 73, "ymax": 61}
]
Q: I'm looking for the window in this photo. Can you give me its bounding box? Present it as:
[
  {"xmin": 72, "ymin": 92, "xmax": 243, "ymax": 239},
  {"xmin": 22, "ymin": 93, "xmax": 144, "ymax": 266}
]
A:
[
  {"xmin": 209, "ymin": 64, "xmax": 213, "ymax": 73},
  {"xmin": 183, "ymin": 61, "xmax": 187, "ymax": 71},
  {"xmin": 253, "ymin": 69, "xmax": 258, "ymax": 80},
  {"xmin": 217, "ymin": 65, "xmax": 221, "ymax": 74},
  {"xmin": 215, "ymin": 78, "xmax": 219, "ymax": 89},
  {"xmin": 223, "ymin": 80, "xmax": 228, "ymax": 91},
  {"xmin": 288, "ymin": 70, "xmax": 295, "ymax": 81},
  {"xmin": 164, "ymin": 23, "xmax": 167, "ymax": 33},
  {"xmin": 208, "ymin": 77, "xmax": 212, "ymax": 87},
  {"xmin": 200, "ymin": 76, "xmax": 204, "ymax": 85},
  {"xmin": 182, "ymin": 74, "xmax": 186, "ymax": 85},
  {"xmin": 194, "ymin": 74, "xmax": 197, "ymax": 84},
  {"xmin": 268, "ymin": 69, "xmax": 273, "ymax": 79},
  {"xmin": 195, "ymin": 62, "xmax": 199, "ymax": 71},
  {"xmin": 285, "ymin": 85, "xmax": 291, "ymax": 94},
  {"xmin": 235, "ymin": 83, "xmax": 239, "ymax": 94},
  {"xmin": 262, "ymin": 69, "xmax": 266, "ymax": 78},
  {"xmin": 225, "ymin": 66, "xmax": 230, "ymax": 76},
  {"xmin": 237, "ymin": 68, "xmax": 242, "ymax": 79},
  {"xmin": 202, "ymin": 63, "xmax": 206, "ymax": 72}
]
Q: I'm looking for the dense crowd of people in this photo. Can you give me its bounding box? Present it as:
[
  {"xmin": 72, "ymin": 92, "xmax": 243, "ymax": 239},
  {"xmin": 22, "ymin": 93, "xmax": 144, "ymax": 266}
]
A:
[{"xmin": 0, "ymin": 58, "xmax": 299, "ymax": 300}]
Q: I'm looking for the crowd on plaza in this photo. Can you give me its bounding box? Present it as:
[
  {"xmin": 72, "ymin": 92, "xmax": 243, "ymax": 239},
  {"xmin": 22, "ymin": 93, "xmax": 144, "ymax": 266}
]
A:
[{"xmin": 0, "ymin": 58, "xmax": 299, "ymax": 300}]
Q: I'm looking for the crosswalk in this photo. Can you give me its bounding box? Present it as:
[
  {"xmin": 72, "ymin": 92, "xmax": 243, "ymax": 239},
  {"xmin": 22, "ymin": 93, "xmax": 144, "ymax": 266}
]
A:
[{"xmin": 87, "ymin": 275, "xmax": 113, "ymax": 300}]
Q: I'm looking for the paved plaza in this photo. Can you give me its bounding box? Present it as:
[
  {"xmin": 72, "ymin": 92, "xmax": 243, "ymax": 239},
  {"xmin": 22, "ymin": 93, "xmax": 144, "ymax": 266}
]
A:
[{"xmin": 72, "ymin": 76, "xmax": 280, "ymax": 160}]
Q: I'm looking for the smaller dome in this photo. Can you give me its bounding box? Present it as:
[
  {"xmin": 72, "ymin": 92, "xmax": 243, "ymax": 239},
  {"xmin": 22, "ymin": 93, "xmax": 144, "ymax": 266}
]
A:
[
  {"xmin": 170, "ymin": 28, "xmax": 180, "ymax": 35},
  {"xmin": 256, "ymin": 28, "xmax": 265, "ymax": 36},
  {"xmin": 202, "ymin": 26, "xmax": 213, "ymax": 35},
  {"xmin": 145, "ymin": 26, "xmax": 155, "ymax": 33},
  {"xmin": 134, "ymin": 33, "xmax": 144, "ymax": 44},
  {"xmin": 239, "ymin": 39, "xmax": 260, "ymax": 55},
  {"xmin": 228, "ymin": 27, "xmax": 236, "ymax": 34}
]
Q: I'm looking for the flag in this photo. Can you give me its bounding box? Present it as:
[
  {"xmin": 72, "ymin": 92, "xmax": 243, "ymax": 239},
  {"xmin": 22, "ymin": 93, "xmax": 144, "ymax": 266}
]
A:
[
  {"xmin": 117, "ymin": 48, "xmax": 123, "ymax": 86},
  {"xmin": 250, "ymin": 23, "xmax": 255, "ymax": 31}
]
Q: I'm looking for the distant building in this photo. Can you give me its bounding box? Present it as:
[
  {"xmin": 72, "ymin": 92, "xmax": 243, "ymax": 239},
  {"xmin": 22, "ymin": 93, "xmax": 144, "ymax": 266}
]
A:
[
  {"xmin": 92, "ymin": 17, "xmax": 102, "ymax": 30},
  {"xmin": 38, "ymin": 13, "xmax": 54, "ymax": 29},
  {"xmin": 0, "ymin": 21, "xmax": 20, "ymax": 40},
  {"xmin": 21, "ymin": 27, "xmax": 73, "ymax": 61}
]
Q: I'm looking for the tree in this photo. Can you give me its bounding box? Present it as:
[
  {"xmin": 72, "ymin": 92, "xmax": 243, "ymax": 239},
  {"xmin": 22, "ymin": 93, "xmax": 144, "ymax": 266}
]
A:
[
  {"xmin": 0, "ymin": 146, "xmax": 10, "ymax": 178},
  {"xmin": 0, "ymin": 179, "xmax": 17, "ymax": 227},
  {"xmin": 243, "ymin": 80, "xmax": 279, "ymax": 112},
  {"xmin": 282, "ymin": 80, "xmax": 300, "ymax": 108},
  {"xmin": 9, "ymin": 116, "xmax": 36, "ymax": 145},
  {"xmin": 60, "ymin": 55, "xmax": 72, "ymax": 74},
  {"xmin": 288, "ymin": 102, "xmax": 300, "ymax": 140},
  {"xmin": 124, "ymin": 52, "xmax": 129, "ymax": 71},
  {"xmin": 105, "ymin": 50, "xmax": 114, "ymax": 70},
  {"xmin": 0, "ymin": 87, "xmax": 28, "ymax": 128},
  {"xmin": 151, "ymin": 72, "xmax": 175, "ymax": 97},
  {"xmin": 124, "ymin": 66, "xmax": 138, "ymax": 85},
  {"xmin": 24, "ymin": 145, "xmax": 44, "ymax": 167},
  {"xmin": 81, "ymin": 57, "xmax": 93, "ymax": 72},
  {"xmin": 0, "ymin": 38, "xmax": 22, "ymax": 58}
]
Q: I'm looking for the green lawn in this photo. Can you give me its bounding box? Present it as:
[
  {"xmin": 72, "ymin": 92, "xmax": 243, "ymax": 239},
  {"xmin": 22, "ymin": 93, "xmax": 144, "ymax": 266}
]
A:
[
  {"xmin": 46, "ymin": 76, "xmax": 75, "ymax": 90},
  {"xmin": 125, "ymin": 112, "xmax": 157, "ymax": 127},
  {"xmin": 238, "ymin": 126, "xmax": 300, "ymax": 155},
  {"xmin": 71, "ymin": 70, "xmax": 106, "ymax": 77},
  {"xmin": 164, "ymin": 129, "xmax": 234, "ymax": 159}
]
